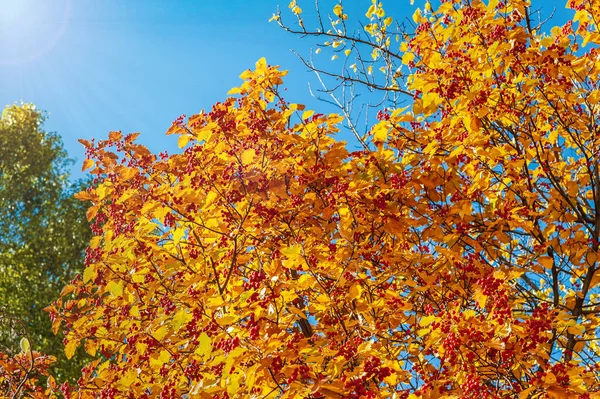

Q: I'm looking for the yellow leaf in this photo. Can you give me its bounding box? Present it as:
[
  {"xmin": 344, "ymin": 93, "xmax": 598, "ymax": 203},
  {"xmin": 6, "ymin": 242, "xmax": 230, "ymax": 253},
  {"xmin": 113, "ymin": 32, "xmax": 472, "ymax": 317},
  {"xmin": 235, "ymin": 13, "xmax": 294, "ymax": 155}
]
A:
[
  {"xmin": 196, "ymin": 128, "xmax": 212, "ymax": 142},
  {"xmin": 83, "ymin": 266, "xmax": 96, "ymax": 284},
  {"xmin": 105, "ymin": 280, "xmax": 124, "ymax": 297},
  {"xmin": 402, "ymin": 52, "xmax": 414, "ymax": 65},
  {"xmin": 205, "ymin": 191, "xmax": 219, "ymax": 207},
  {"xmin": 195, "ymin": 332, "xmax": 213, "ymax": 359},
  {"xmin": 546, "ymin": 387, "xmax": 570, "ymax": 399},
  {"xmin": 156, "ymin": 350, "xmax": 170, "ymax": 365},
  {"xmin": 206, "ymin": 296, "xmax": 225, "ymax": 307},
  {"xmin": 82, "ymin": 158, "xmax": 94, "ymax": 171},
  {"xmin": 178, "ymin": 134, "xmax": 191, "ymax": 148},
  {"xmin": 172, "ymin": 309, "xmax": 192, "ymax": 331},
  {"xmin": 372, "ymin": 123, "xmax": 388, "ymax": 142},
  {"xmin": 412, "ymin": 8, "xmax": 422, "ymax": 23},
  {"xmin": 474, "ymin": 289, "xmax": 487, "ymax": 308},
  {"xmin": 255, "ymin": 57, "xmax": 267, "ymax": 70},
  {"xmin": 419, "ymin": 315, "xmax": 437, "ymax": 326},
  {"xmin": 417, "ymin": 328, "xmax": 430, "ymax": 337},
  {"xmin": 20, "ymin": 337, "xmax": 30, "ymax": 353},
  {"xmin": 172, "ymin": 227, "xmax": 186, "ymax": 246},
  {"xmin": 241, "ymin": 148, "xmax": 256, "ymax": 166},
  {"xmin": 302, "ymin": 110, "xmax": 315, "ymax": 120},
  {"xmin": 154, "ymin": 325, "xmax": 170, "ymax": 341},
  {"xmin": 119, "ymin": 368, "xmax": 138, "ymax": 387},
  {"xmin": 333, "ymin": 4, "xmax": 343, "ymax": 18},
  {"xmin": 344, "ymin": 49, "xmax": 352, "ymax": 56},
  {"xmin": 282, "ymin": 244, "xmax": 302, "ymax": 257},
  {"xmin": 227, "ymin": 373, "xmax": 242, "ymax": 395},
  {"xmin": 422, "ymin": 92, "xmax": 438, "ymax": 110},
  {"xmin": 365, "ymin": 4, "xmax": 376, "ymax": 18},
  {"xmin": 65, "ymin": 340, "xmax": 79, "ymax": 360}
]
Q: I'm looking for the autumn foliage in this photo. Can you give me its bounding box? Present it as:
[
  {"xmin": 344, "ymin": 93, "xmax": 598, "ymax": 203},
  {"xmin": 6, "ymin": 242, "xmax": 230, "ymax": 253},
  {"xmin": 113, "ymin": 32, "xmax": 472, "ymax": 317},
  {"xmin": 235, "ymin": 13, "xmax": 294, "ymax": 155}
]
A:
[
  {"xmin": 39, "ymin": 0, "xmax": 600, "ymax": 398},
  {"xmin": 0, "ymin": 313, "xmax": 58, "ymax": 399}
]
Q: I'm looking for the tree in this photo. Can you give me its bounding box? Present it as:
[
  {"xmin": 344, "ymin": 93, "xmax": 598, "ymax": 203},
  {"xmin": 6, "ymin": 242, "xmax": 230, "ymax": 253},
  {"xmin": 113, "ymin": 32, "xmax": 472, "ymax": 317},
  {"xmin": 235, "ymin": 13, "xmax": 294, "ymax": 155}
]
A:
[
  {"xmin": 52, "ymin": 0, "xmax": 600, "ymax": 397},
  {"xmin": 0, "ymin": 104, "xmax": 91, "ymax": 382}
]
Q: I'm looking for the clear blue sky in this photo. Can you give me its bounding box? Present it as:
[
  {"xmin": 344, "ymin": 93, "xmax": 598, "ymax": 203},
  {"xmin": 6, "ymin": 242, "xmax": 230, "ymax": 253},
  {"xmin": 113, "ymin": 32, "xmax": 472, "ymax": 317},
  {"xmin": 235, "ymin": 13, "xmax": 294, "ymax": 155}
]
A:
[{"xmin": 0, "ymin": 0, "xmax": 571, "ymax": 179}]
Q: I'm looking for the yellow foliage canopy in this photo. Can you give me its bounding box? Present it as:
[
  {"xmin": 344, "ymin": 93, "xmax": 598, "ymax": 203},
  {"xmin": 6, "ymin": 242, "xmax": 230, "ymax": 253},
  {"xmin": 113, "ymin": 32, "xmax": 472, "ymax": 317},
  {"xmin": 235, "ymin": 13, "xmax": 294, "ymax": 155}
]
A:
[{"xmin": 48, "ymin": 0, "xmax": 600, "ymax": 397}]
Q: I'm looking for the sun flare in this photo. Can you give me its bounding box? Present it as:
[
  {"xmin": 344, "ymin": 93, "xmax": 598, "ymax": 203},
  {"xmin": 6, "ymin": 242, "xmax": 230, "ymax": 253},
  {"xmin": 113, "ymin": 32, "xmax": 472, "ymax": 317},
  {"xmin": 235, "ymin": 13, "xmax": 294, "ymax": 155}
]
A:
[{"xmin": 0, "ymin": 0, "xmax": 71, "ymax": 65}]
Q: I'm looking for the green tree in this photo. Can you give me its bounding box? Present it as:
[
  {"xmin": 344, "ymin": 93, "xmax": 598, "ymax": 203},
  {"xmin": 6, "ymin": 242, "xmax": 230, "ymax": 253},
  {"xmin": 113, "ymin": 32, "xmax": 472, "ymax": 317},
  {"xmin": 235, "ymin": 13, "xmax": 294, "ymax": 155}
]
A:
[{"xmin": 0, "ymin": 103, "xmax": 91, "ymax": 381}]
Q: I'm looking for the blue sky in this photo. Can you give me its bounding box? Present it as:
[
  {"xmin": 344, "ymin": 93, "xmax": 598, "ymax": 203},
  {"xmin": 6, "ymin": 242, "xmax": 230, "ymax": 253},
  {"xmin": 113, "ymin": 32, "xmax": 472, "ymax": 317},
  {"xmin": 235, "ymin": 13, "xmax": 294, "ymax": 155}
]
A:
[{"xmin": 0, "ymin": 0, "xmax": 572, "ymax": 179}]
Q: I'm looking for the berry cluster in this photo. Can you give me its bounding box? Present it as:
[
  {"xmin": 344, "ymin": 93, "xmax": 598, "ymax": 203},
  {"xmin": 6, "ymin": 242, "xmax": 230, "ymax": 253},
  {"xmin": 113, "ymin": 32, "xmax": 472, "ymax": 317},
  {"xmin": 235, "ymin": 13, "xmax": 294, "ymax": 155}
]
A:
[
  {"xmin": 159, "ymin": 295, "xmax": 176, "ymax": 315},
  {"xmin": 287, "ymin": 364, "xmax": 310, "ymax": 384},
  {"xmin": 243, "ymin": 270, "xmax": 266, "ymax": 290},
  {"xmin": 214, "ymin": 336, "xmax": 240, "ymax": 354}
]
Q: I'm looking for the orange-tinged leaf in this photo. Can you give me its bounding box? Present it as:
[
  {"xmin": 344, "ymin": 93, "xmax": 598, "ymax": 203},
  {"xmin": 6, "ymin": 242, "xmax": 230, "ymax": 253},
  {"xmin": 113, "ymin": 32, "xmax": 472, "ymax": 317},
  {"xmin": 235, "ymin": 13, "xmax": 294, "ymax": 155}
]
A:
[
  {"xmin": 538, "ymin": 256, "xmax": 554, "ymax": 269},
  {"xmin": 216, "ymin": 315, "xmax": 236, "ymax": 326},
  {"xmin": 349, "ymin": 283, "xmax": 362, "ymax": 299},
  {"xmin": 567, "ymin": 325, "xmax": 585, "ymax": 335},
  {"xmin": 545, "ymin": 371, "xmax": 557, "ymax": 384},
  {"xmin": 82, "ymin": 158, "xmax": 94, "ymax": 171},
  {"xmin": 519, "ymin": 387, "xmax": 536, "ymax": 399},
  {"xmin": 84, "ymin": 339, "xmax": 98, "ymax": 356},
  {"xmin": 109, "ymin": 131, "xmax": 123, "ymax": 141},
  {"xmin": 78, "ymin": 138, "xmax": 92, "ymax": 148}
]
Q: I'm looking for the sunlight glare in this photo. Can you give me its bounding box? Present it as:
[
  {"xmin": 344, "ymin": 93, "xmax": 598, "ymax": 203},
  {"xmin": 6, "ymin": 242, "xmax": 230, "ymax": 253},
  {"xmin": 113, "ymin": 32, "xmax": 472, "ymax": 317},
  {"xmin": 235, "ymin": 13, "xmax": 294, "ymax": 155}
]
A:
[{"xmin": 0, "ymin": 0, "xmax": 71, "ymax": 66}]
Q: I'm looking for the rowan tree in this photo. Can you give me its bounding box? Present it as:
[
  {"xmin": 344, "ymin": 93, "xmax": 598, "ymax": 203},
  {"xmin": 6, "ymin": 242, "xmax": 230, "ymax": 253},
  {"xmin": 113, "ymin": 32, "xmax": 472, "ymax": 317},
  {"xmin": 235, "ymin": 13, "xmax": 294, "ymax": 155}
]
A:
[{"xmin": 51, "ymin": 0, "xmax": 600, "ymax": 398}]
